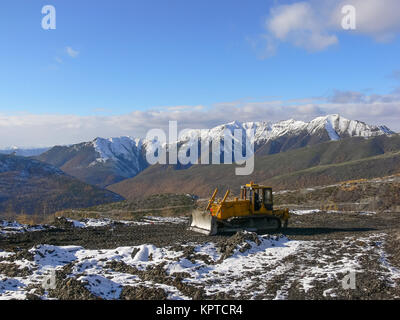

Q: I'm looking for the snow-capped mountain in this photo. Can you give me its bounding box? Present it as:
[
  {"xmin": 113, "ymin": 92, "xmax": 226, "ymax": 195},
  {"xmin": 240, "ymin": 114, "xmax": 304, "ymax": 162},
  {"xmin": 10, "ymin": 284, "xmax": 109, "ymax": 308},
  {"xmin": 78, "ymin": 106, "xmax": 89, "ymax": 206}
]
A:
[
  {"xmin": 35, "ymin": 114, "xmax": 395, "ymax": 187},
  {"xmin": 93, "ymin": 137, "xmax": 143, "ymax": 163},
  {"xmin": 36, "ymin": 138, "xmax": 149, "ymax": 187},
  {"xmin": 92, "ymin": 137, "xmax": 147, "ymax": 176},
  {"xmin": 179, "ymin": 114, "xmax": 394, "ymax": 145}
]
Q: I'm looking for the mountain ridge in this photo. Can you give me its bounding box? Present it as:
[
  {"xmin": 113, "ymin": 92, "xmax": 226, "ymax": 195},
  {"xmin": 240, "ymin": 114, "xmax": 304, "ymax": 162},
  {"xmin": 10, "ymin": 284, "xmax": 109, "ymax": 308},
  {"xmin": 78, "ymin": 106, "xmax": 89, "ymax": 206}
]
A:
[
  {"xmin": 35, "ymin": 114, "xmax": 395, "ymax": 187},
  {"xmin": 107, "ymin": 134, "xmax": 400, "ymax": 199}
]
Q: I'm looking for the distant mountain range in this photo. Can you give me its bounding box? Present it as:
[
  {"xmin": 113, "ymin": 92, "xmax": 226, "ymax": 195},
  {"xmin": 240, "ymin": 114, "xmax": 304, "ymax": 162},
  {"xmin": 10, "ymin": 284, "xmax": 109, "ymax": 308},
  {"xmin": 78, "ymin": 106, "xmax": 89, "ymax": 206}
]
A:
[
  {"xmin": 0, "ymin": 154, "xmax": 123, "ymax": 216},
  {"xmin": 2, "ymin": 114, "xmax": 399, "ymax": 215},
  {"xmin": 35, "ymin": 114, "xmax": 395, "ymax": 188},
  {"xmin": 0, "ymin": 147, "xmax": 50, "ymax": 157},
  {"xmin": 108, "ymin": 134, "xmax": 400, "ymax": 199}
]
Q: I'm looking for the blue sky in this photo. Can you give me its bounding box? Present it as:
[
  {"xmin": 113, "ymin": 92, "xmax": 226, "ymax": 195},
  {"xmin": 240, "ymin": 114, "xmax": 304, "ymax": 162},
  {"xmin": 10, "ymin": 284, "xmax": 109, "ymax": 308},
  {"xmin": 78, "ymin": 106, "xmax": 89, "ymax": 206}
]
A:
[{"xmin": 0, "ymin": 0, "xmax": 400, "ymax": 147}]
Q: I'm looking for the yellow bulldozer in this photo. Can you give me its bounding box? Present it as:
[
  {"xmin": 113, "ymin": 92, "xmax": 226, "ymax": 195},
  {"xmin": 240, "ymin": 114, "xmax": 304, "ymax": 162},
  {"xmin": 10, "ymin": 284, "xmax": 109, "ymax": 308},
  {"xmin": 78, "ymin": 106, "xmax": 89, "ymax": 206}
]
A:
[{"xmin": 189, "ymin": 182, "xmax": 290, "ymax": 235}]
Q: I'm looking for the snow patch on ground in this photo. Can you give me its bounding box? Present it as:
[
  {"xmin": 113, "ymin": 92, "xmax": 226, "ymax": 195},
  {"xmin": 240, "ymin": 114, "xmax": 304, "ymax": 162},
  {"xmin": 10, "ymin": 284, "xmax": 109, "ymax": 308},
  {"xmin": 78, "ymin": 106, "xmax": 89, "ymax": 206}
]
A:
[
  {"xmin": 290, "ymin": 209, "xmax": 322, "ymax": 215},
  {"xmin": 0, "ymin": 220, "xmax": 49, "ymax": 237},
  {"xmin": 375, "ymin": 240, "xmax": 400, "ymax": 286},
  {"xmin": 65, "ymin": 216, "xmax": 188, "ymax": 228},
  {"xmin": 290, "ymin": 209, "xmax": 376, "ymax": 216},
  {"xmin": 1, "ymin": 232, "xmax": 398, "ymax": 300}
]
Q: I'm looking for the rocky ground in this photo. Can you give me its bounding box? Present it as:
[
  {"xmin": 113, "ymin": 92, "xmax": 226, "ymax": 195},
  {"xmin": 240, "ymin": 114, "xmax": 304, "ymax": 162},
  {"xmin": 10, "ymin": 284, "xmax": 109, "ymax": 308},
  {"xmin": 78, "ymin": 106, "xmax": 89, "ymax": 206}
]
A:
[
  {"xmin": 1, "ymin": 211, "xmax": 400, "ymax": 300},
  {"xmin": 274, "ymin": 174, "xmax": 400, "ymax": 213}
]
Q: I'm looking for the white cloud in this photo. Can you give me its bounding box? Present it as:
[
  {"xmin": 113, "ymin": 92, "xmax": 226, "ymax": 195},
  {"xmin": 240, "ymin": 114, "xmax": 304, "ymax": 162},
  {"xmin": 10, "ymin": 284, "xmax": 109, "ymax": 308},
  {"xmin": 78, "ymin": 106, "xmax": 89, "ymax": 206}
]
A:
[
  {"xmin": 261, "ymin": 0, "xmax": 400, "ymax": 54},
  {"xmin": 333, "ymin": 0, "xmax": 400, "ymax": 41},
  {"xmin": 266, "ymin": 2, "xmax": 338, "ymax": 52},
  {"xmin": 1, "ymin": 91, "xmax": 399, "ymax": 148},
  {"xmin": 66, "ymin": 46, "xmax": 79, "ymax": 58}
]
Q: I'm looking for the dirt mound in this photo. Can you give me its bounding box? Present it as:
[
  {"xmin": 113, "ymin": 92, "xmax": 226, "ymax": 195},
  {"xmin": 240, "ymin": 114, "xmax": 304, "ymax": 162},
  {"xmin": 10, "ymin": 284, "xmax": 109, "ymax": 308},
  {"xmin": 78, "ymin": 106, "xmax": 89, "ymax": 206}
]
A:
[
  {"xmin": 106, "ymin": 260, "xmax": 205, "ymax": 299},
  {"xmin": 2, "ymin": 248, "xmax": 35, "ymax": 263},
  {"xmin": 217, "ymin": 231, "xmax": 262, "ymax": 261},
  {"xmin": 53, "ymin": 217, "xmax": 74, "ymax": 229},
  {"xmin": 106, "ymin": 260, "xmax": 139, "ymax": 275},
  {"xmin": 13, "ymin": 249, "xmax": 35, "ymax": 261},
  {"xmin": 0, "ymin": 263, "xmax": 32, "ymax": 277},
  {"xmin": 169, "ymin": 244, "xmax": 214, "ymax": 265},
  {"xmin": 47, "ymin": 264, "xmax": 99, "ymax": 300}
]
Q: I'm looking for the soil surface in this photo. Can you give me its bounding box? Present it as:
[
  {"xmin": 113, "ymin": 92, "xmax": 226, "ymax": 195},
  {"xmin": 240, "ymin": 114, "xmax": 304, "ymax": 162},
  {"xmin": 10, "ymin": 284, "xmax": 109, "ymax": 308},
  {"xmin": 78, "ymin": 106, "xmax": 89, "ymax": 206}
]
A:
[
  {"xmin": 1, "ymin": 211, "xmax": 400, "ymax": 300},
  {"xmin": 1, "ymin": 211, "xmax": 399, "ymax": 250}
]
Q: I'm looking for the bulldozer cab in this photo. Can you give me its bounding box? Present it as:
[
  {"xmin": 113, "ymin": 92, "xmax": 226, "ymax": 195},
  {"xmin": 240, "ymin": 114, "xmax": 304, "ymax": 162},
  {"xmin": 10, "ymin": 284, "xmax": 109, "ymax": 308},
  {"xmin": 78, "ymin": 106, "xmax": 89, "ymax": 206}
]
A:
[{"xmin": 241, "ymin": 183, "xmax": 273, "ymax": 213}]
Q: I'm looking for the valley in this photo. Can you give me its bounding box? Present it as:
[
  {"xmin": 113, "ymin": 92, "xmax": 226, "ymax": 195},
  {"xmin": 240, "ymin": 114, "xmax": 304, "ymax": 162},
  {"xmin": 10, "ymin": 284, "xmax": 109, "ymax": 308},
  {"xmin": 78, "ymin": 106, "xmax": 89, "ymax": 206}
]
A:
[{"xmin": 1, "ymin": 114, "xmax": 400, "ymax": 300}]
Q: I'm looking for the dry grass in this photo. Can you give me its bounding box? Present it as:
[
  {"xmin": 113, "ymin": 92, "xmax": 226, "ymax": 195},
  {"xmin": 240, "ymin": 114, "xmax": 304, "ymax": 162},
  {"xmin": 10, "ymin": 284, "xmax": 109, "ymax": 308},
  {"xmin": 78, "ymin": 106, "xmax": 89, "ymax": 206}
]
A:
[{"xmin": 0, "ymin": 212, "xmax": 56, "ymax": 226}]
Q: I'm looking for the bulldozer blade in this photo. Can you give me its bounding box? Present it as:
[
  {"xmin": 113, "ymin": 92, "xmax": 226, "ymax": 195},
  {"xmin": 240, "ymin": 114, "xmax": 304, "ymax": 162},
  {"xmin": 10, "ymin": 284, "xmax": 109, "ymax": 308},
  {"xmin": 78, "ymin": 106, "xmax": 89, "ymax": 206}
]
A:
[{"xmin": 188, "ymin": 209, "xmax": 218, "ymax": 236}]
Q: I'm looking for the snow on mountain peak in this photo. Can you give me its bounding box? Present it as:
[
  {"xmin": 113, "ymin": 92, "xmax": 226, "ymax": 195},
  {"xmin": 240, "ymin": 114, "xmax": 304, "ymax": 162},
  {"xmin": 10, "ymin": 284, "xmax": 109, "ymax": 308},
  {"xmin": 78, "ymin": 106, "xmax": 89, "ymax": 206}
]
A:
[
  {"xmin": 93, "ymin": 136, "xmax": 144, "ymax": 164},
  {"xmin": 175, "ymin": 114, "xmax": 394, "ymax": 149},
  {"xmin": 307, "ymin": 114, "xmax": 394, "ymax": 139},
  {"xmin": 89, "ymin": 114, "xmax": 393, "ymax": 164}
]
